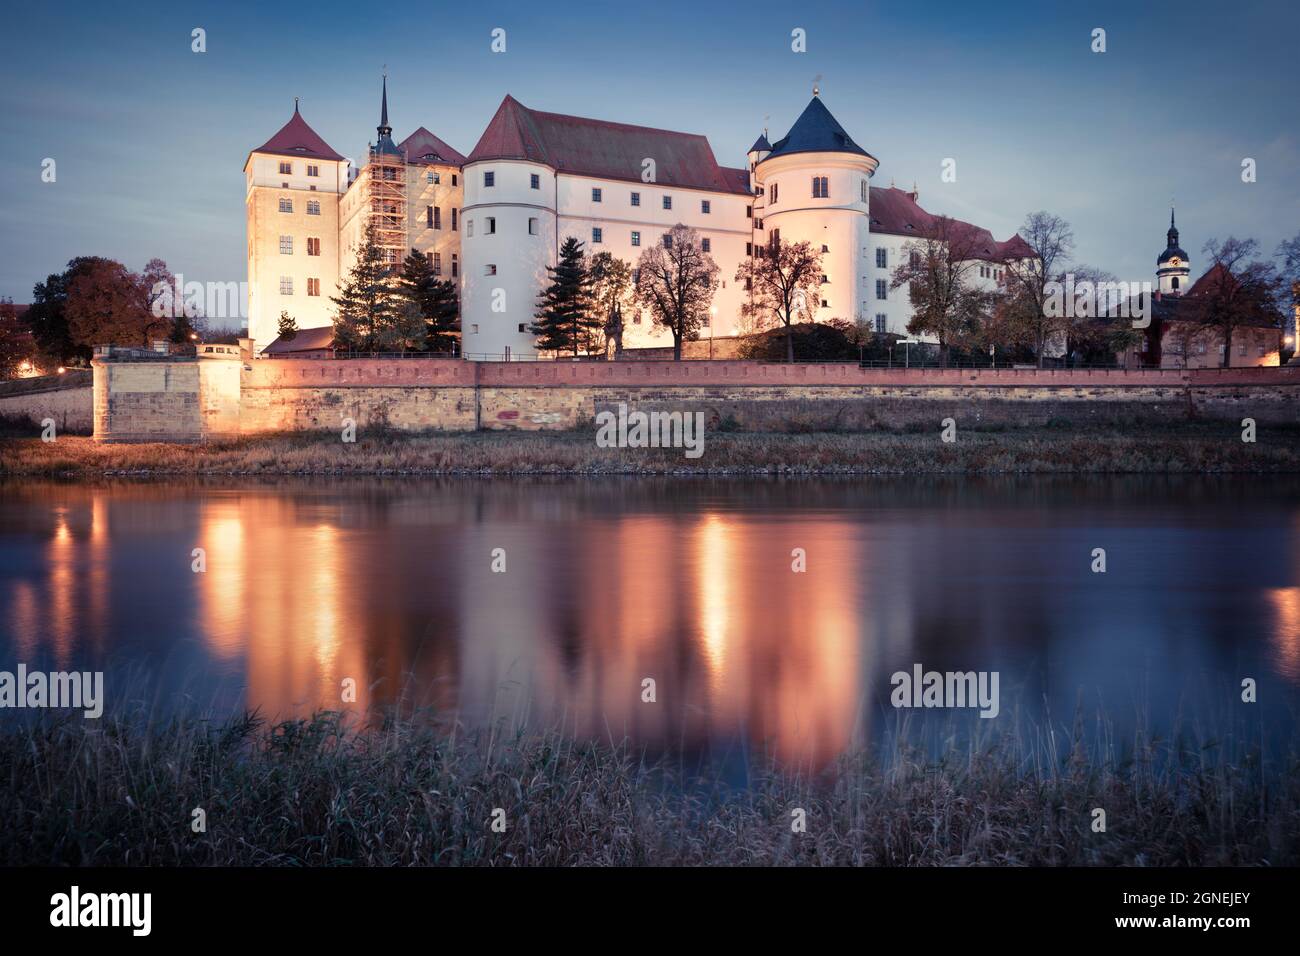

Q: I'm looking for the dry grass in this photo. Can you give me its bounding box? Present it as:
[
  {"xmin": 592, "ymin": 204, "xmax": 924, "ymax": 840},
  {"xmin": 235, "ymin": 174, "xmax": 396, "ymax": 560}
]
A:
[
  {"xmin": 3, "ymin": 423, "xmax": 1299, "ymax": 478},
  {"xmin": 1, "ymin": 705, "xmax": 1296, "ymax": 867}
]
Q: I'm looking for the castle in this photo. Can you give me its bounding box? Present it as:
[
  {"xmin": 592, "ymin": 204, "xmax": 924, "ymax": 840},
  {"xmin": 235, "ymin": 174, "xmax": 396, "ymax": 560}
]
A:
[{"xmin": 243, "ymin": 80, "xmax": 1036, "ymax": 358}]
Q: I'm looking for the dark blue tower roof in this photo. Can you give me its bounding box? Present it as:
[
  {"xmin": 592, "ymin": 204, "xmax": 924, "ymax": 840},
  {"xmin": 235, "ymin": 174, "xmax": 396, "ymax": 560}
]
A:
[
  {"xmin": 765, "ymin": 96, "xmax": 875, "ymax": 162},
  {"xmin": 1157, "ymin": 208, "xmax": 1188, "ymax": 266}
]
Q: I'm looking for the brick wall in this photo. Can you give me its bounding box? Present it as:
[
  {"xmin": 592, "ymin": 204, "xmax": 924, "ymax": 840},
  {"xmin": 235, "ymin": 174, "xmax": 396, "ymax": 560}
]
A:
[{"xmin": 91, "ymin": 357, "xmax": 1300, "ymax": 440}]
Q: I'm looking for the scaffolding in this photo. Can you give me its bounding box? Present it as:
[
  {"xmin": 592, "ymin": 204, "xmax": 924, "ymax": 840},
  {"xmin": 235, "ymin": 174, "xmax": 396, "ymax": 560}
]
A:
[{"xmin": 367, "ymin": 150, "xmax": 406, "ymax": 268}]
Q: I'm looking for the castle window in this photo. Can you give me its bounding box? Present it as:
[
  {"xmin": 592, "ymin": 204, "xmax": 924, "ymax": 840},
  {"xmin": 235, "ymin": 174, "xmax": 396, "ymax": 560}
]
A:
[
  {"xmin": 279, "ymin": 276, "xmax": 293, "ymax": 295},
  {"xmin": 433, "ymin": 252, "xmax": 442, "ymax": 275},
  {"xmin": 531, "ymin": 174, "xmax": 540, "ymax": 189},
  {"xmin": 434, "ymin": 207, "xmax": 442, "ymax": 229},
  {"xmin": 307, "ymin": 278, "xmax": 320, "ymax": 297},
  {"xmin": 307, "ymin": 165, "xmax": 319, "ymax": 177},
  {"xmin": 427, "ymin": 171, "xmax": 436, "ymax": 184},
  {"xmin": 382, "ymin": 167, "xmax": 397, "ymax": 181},
  {"xmin": 875, "ymin": 314, "xmax": 887, "ymax": 333},
  {"xmin": 812, "ymin": 176, "xmax": 829, "ymax": 198},
  {"xmin": 592, "ymin": 188, "xmax": 602, "ymax": 203},
  {"xmin": 452, "ymin": 209, "xmax": 458, "ymax": 231},
  {"xmin": 631, "ymin": 191, "xmax": 641, "ymax": 206},
  {"xmin": 279, "ymin": 161, "xmax": 292, "ymax": 175},
  {"xmin": 471, "ymin": 324, "xmax": 478, "ymax": 334},
  {"xmin": 663, "ymin": 233, "xmax": 673, "ymax": 249},
  {"xmin": 861, "ymin": 180, "xmax": 868, "ymax": 202},
  {"xmin": 876, "ymin": 279, "xmax": 887, "ymax": 300},
  {"xmin": 820, "ymin": 274, "xmax": 828, "ymax": 284},
  {"xmin": 528, "ymin": 218, "xmax": 538, "ymax": 235},
  {"xmin": 485, "ymin": 264, "xmax": 497, "ymax": 276},
  {"xmin": 822, "ymin": 244, "xmax": 829, "ymax": 253},
  {"xmin": 451, "ymin": 254, "xmax": 458, "ymax": 278},
  {"xmin": 307, "ymin": 200, "xmax": 320, "ymax": 216},
  {"xmin": 427, "ymin": 206, "xmax": 434, "ymax": 228},
  {"xmin": 466, "ymin": 220, "xmax": 473, "ymax": 237},
  {"xmin": 592, "ymin": 227, "xmax": 603, "ymax": 244},
  {"xmin": 307, "ymin": 237, "xmax": 320, "ymax": 256},
  {"xmin": 518, "ymin": 323, "xmax": 527, "ymax": 333},
  {"xmin": 279, "ymin": 235, "xmax": 293, "ymax": 255},
  {"xmin": 746, "ymin": 242, "xmax": 752, "ymax": 256},
  {"xmin": 484, "ymin": 171, "xmax": 495, "ymax": 187},
  {"xmin": 746, "ymin": 205, "xmax": 752, "ymax": 217},
  {"xmin": 486, "ymin": 217, "xmax": 496, "ymax": 234},
  {"xmin": 631, "ymin": 231, "xmax": 641, "ymax": 247},
  {"xmin": 279, "ymin": 198, "xmax": 293, "ymax": 213},
  {"xmin": 662, "ymin": 195, "xmax": 672, "ymax": 210},
  {"xmin": 1171, "ymin": 277, "xmax": 1179, "ymax": 290},
  {"xmin": 452, "ymin": 174, "xmax": 458, "ymax": 186},
  {"xmin": 770, "ymin": 184, "xmax": 778, "ymax": 204},
  {"xmin": 701, "ymin": 200, "xmax": 711, "ymax": 214},
  {"xmin": 702, "ymin": 238, "xmax": 711, "ymax": 252}
]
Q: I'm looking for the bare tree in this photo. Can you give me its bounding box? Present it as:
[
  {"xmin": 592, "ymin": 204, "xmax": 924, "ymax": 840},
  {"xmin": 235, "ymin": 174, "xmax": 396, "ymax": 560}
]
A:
[
  {"xmin": 588, "ymin": 251, "xmax": 633, "ymax": 359},
  {"xmin": 734, "ymin": 237, "xmax": 824, "ymax": 362},
  {"xmin": 1187, "ymin": 237, "xmax": 1284, "ymax": 367},
  {"xmin": 634, "ymin": 224, "xmax": 719, "ymax": 361},
  {"xmin": 890, "ymin": 216, "xmax": 993, "ymax": 367},
  {"xmin": 1001, "ymin": 211, "xmax": 1074, "ymax": 367}
]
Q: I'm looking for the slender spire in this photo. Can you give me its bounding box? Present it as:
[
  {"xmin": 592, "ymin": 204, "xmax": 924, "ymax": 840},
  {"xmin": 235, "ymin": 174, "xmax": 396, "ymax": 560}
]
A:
[
  {"xmin": 294, "ymin": 96, "xmax": 300, "ymax": 114},
  {"xmin": 378, "ymin": 73, "xmax": 391, "ymax": 137}
]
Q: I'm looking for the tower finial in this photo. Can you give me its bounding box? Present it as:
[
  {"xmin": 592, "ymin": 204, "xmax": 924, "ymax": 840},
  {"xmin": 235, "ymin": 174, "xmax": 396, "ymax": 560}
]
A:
[
  {"xmin": 813, "ymin": 74, "xmax": 822, "ymax": 97},
  {"xmin": 380, "ymin": 73, "xmax": 390, "ymax": 130},
  {"xmin": 294, "ymin": 96, "xmax": 299, "ymax": 113}
]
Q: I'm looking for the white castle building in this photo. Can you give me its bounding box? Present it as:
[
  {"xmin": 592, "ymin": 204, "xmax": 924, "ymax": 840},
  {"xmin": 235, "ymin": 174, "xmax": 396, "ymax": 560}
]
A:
[{"xmin": 245, "ymin": 81, "xmax": 1035, "ymax": 358}]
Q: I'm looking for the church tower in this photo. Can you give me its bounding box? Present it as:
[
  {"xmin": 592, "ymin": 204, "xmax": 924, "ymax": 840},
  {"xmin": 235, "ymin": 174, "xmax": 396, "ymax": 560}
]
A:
[{"xmin": 1157, "ymin": 207, "xmax": 1191, "ymax": 295}]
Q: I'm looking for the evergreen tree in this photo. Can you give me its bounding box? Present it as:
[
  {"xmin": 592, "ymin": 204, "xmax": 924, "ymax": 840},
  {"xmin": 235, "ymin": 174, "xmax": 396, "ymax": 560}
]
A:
[
  {"xmin": 332, "ymin": 222, "xmax": 405, "ymax": 352},
  {"xmin": 399, "ymin": 249, "xmax": 460, "ymax": 353},
  {"xmin": 277, "ymin": 310, "xmax": 298, "ymax": 342},
  {"xmin": 531, "ymin": 237, "xmax": 596, "ymax": 357}
]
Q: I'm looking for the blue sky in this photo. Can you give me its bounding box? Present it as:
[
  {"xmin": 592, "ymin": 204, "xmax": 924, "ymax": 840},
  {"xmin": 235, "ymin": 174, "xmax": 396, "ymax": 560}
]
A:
[{"xmin": 2, "ymin": 0, "xmax": 1297, "ymax": 321}]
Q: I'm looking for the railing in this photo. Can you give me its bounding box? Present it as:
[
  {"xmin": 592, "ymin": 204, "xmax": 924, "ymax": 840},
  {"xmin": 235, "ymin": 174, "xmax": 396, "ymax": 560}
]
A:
[{"xmin": 331, "ymin": 351, "xmax": 460, "ymax": 360}]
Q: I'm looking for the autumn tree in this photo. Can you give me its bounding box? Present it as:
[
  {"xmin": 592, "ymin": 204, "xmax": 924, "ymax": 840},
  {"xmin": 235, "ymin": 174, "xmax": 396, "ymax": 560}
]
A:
[
  {"xmin": 1186, "ymin": 237, "xmax": 1284, "ymax": 367},
  {"xmin": 64, "ymin": 258, "xmax": 161, "ymax": 348},
  {"xmin": 531, "ymin": 236, "xmax": 595, "ymax": 357},
  {"xmin": 1000, "ymin": 211, "xmax": 1074, "ymax": 367},
  {"xmin": 332, "ymin": 223, "xmax": 407, "ymax": 351},
  {"xmin": 635, "ymin": 224, "xmax": 719, "ymax": 361},
  {"xmin": 889, "ymin": 216, "xmax": 994, "ymax": 367},
  {"xmin": 0, "ymin": 299, "xmax": 35, "ymax": 380},
  {"xmin": 735, "ymin": 236, "xmax": 823, "ymax": 363},
  {"xmin": 587, "ymin": 251, "xmax": 633, "ymax": 359}
]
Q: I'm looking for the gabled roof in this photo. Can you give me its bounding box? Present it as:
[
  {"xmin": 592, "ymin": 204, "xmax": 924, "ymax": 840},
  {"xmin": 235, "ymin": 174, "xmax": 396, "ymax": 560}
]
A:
[
  {"xmin": 251, "ymin": 105, "xmax": 344, "ymax": 162},
  {"xmin": 748, "ymin": 133, "xmax": 771, "ymax": 153},
  {"xmin": 868, "ymin": 186, "xmax": 1032, "ymax": 262},
  {"xmin": 466, "ymin": 95, "xmax": 751, "ymax": 194},
  {"xmin": 765, "ymin": 96, "xmax": 875, "ymax": 162},
  {"xmin": 262, "ymin": 325, "xmax": 335, "ymax": 354},
  {"xmin": 399, "ymin": 127, "xmax": 468, "ymax": 166}
]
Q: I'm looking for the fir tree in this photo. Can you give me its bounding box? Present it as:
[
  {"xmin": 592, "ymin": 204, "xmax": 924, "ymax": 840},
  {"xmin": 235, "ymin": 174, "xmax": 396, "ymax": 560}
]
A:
[
  {"xmin": 276, "ymin": 310, "xmax": 298, "ymax": 342},
  {"xmin": 399, "ymin": 249, "xmax": 460, "ymax": 353},
  {"xmin": 332, "ymin": 222, "xmax": 405, "ymax": 352},
  {"xmin": 531, "ymin": 237, "xmax": 596, "ymax": 357}
]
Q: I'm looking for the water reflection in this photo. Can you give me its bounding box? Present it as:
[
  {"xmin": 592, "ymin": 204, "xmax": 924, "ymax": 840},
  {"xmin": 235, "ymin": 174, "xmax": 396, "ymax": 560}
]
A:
[{"xmin": 1, "ymin": 477, "xmax": 1298, "ymax": 767}]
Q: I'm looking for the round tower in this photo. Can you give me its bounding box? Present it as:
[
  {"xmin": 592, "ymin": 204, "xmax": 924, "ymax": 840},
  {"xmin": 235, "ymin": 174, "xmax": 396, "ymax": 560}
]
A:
[
  {"xmin": 460, "ymin": 96, "xmax": 558, "ymax": 360},
  {"xmin": 754, "ymin": 90, "xmax": 878, "ymax": 322},
  {"xmin": 1157, "ymin": 207, "xmax": 1191, "ymax": 295}
]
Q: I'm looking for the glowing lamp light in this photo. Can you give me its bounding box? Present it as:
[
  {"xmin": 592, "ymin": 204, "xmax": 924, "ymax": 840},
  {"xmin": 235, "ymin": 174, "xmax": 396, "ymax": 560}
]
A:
[{"xmin": 56, "ymin": 366, "xmax": 66, "ymax": 374}]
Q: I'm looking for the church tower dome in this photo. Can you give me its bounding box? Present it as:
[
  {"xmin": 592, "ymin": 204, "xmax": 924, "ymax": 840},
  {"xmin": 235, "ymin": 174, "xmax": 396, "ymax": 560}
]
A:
[{"xmin": 1157, "ymin": 207, "xmax": 1191, "ymax": 295}]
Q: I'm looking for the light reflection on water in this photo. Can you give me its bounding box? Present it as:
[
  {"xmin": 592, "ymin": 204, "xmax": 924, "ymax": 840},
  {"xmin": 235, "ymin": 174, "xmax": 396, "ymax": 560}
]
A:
[{"xmin": 1, "ymin": 477, "xmax": 1298, "ymax": 767}]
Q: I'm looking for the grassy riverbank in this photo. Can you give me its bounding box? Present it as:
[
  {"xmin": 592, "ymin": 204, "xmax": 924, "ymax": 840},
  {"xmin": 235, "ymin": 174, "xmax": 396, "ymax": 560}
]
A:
[
  {"xmin": 3, "ymin": 422, "xmax": 1300, "ymax": 478},
  {"xmin": 1, "ymin": 708, "xmax": 1295, "ymax": 866}
]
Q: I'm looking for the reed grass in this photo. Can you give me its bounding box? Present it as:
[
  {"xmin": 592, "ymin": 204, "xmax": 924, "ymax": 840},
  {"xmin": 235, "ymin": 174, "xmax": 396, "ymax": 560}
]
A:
[
  {"xmin": 3, "ymin": 422, "xmax": 1299, "ymax": 479},
  {"xmin": 2, "ymin": 703, "xmax": 1295, "ymax": 866}
]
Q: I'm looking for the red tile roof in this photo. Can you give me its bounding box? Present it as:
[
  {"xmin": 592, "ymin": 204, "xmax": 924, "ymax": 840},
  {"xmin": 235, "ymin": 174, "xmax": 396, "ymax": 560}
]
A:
[
  {"xmin": 252, "ymin": 107, "xmax": 345, "ymax": 163},
  {"xmin": 868, "ymin": 186, "xmax": 1033, "ymax": 262},
  {"xmin": 262, "ymin": 325, "xmax": 335, "ymax": 354},
  {"xmin": 399, "ymin": 127, "xmax": 467, "ymax": 167},
  {"xmin": 466, "ymin": 95, "xmax": 752, "ymax": 195}
]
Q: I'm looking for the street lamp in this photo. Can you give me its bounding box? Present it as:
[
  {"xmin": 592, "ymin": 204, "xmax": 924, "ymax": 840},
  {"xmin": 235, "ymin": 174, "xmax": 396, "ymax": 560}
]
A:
[{"xmin": 709, "ymin": 306, "xmax": 717, "ymax": 360}]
